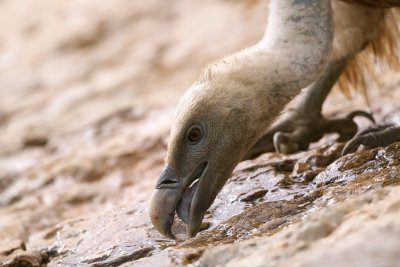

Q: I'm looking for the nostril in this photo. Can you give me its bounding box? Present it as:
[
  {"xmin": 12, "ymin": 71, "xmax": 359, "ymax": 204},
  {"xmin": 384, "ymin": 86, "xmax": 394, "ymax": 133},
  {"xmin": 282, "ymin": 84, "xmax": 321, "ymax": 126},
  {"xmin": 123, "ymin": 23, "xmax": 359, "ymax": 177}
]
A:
[
  {"xmin": 156, "ymin": 178, "xmax": 179, "ymax": 189},
  {"xmin": 161, "ymin": 179, "xmax": 178, "ymax": 185},
  {"xmin": 155, "ymin": 166, "xmax": 180, "ymax": 189}
]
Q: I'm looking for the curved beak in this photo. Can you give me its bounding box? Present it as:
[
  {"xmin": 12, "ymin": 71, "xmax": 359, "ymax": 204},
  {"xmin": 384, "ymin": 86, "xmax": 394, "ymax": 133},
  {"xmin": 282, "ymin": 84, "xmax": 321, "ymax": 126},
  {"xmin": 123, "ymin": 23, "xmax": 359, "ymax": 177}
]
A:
[
  {"xmin": 149, "ymin": 166, "xmax": 183, "ymax": 239},
  {"xmin": 149, "ymin": 162, "xmax": 233, "ymax": 238}
]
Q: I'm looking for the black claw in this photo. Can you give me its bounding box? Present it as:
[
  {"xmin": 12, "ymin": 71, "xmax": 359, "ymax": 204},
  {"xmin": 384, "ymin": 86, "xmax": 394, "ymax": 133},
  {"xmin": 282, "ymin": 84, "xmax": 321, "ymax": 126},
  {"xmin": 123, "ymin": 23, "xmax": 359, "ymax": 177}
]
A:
[
  {"xmin": 346, "ymin": 110, "xmax": 375, "ymax": 124},
  {"xmin": 326, "ymin": 110, "xmax": 375, "ymax": 142},
  {"xmin": 342, "ymin": 124, "xmax": 400, "ymax": 156},
  {"xmin": 273, "ymin": 131, "xmax": 304, "ymax": 154},
  {"xmin": 342, "ymin": 137, "xmax": 363, "ymax": 155},
  {"xmin": 247, "ymin": 109, "xmax": 378, "ymax": 158},
  {"xmin": 273, "ymin": 132, "xmax": 286, "ymax": 154}
]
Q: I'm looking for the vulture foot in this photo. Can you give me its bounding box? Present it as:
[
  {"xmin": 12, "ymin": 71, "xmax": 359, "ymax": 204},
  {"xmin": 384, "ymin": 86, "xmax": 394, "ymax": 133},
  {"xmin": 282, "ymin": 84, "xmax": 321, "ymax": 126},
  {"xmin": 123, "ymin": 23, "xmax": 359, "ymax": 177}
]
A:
[
  {"xmin": 342, "ymin": 124, "xmax": 400, "ymax": 155},
  {"xmin": 244, "ymin": 109, "xmax": 375, "ymax": 159}
]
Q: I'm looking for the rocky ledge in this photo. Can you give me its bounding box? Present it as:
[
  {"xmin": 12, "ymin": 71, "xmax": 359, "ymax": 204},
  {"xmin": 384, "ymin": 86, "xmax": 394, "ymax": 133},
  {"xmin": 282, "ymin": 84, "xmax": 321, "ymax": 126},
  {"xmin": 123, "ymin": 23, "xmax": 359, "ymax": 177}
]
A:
[{"xmin": 1, "ymin": 140, "xmax": 400, "ymax": 267}]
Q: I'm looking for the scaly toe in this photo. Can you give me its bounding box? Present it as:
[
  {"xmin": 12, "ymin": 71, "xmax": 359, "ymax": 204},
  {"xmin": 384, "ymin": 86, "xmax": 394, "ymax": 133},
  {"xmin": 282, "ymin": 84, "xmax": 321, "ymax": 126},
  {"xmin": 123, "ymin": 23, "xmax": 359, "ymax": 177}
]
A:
[{"xmin": 342, "ymin": 124, "xmax": 400, "ymax": 156}]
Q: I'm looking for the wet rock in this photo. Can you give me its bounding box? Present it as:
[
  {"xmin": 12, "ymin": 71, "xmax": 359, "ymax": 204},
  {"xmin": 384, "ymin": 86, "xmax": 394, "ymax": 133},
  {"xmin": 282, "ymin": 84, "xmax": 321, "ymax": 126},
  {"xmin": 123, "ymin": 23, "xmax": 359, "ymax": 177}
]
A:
[
  {"xmin": 313, "ymin": 141, "xmax": 400, "ymax": 188},
  {"xmin": 302, "ymin": 168, "xmax": 323, "ymax": 182},
  {"xmin": 239, "ymin": 189, "xmax": 268, "ymax": 202},
  {"xmin": 0, "ymin": 239, "xmax": 26, "ymax": 256},
  {"xmin": 259, "ymin": 218, "xmax": 287, "ymax": 232},
  {"xmin": 23, "ymin": 135, "xmax": 48, "ymax": 148},
  {"xmin": 0, "ymin": 239, "xmax": 43, "ymax": 267},
  {"xmin": 270, "ymin": 159, "xmax": 297, "ymax": 173},
  {"xmin": 10, "ymin": 137, "xmax": 396, "ymax": 266},
  {"xmin": 28, "ymin": 205, "xmax": 157, "ymax": 266},
  {"xmin": 0, "ymin": 250, "xmax": 43, "ymax": 267},
  {"xmin": 293, "ymin": 162, "xmax": 311, "ymax": 174},
  {"xmin": 198, "ymin": 187, "xmax": 400, "ymax": 267}
]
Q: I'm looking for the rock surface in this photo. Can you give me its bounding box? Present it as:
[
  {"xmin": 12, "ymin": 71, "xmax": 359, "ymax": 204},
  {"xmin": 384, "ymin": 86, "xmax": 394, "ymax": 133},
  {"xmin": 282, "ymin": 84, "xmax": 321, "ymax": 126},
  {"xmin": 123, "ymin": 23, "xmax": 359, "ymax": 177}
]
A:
[{"xmin": 0, "ymin": 0, "xmax": 400, "ymax": 266}]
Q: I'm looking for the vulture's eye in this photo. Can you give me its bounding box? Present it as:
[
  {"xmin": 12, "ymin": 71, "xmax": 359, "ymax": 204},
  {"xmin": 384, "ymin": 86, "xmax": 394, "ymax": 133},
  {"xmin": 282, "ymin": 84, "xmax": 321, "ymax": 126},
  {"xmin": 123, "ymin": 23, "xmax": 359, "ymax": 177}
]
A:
[{"xmin": 187, "ymin": 125, "xmax": 203, "ymax": 144}]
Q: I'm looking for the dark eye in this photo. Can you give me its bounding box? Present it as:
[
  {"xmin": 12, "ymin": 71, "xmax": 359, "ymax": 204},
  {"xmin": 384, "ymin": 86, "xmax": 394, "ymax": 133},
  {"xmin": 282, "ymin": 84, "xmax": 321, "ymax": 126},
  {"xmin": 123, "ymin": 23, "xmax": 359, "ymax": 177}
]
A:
[{"xmin": 187, "ymin": 125, "xmax": 203, "ymax": 144}]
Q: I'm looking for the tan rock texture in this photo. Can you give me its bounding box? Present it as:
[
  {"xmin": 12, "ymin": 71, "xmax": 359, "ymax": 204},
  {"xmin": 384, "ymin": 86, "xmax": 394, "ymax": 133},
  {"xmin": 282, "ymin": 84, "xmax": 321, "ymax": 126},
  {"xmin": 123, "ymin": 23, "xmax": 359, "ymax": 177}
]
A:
[{"xmin": 199, "ymin": 186, "xmax": 400, "ymax": 267}]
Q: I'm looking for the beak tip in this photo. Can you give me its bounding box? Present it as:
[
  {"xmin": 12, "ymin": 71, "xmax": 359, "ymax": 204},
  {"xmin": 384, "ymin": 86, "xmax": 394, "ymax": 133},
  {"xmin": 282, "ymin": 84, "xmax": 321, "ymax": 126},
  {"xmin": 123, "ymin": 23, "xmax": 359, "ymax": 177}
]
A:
[
  {"xmin": 149, "ymin": 214, "xmax": 175, "ymax": 239},
  {"xmin": 164, "ymin": 229, "xmax": 176, "ymax": 240},
  {"xmin": 188, "ymin": 229, "xmax": 198, "ymax": 238},
  {"xmin": 149, "ymin": 188, "xmax": 179, "ymax": 239},
  {"xmin": 187, "ymin": 220, "xmax": 201, "ymax": 238}
]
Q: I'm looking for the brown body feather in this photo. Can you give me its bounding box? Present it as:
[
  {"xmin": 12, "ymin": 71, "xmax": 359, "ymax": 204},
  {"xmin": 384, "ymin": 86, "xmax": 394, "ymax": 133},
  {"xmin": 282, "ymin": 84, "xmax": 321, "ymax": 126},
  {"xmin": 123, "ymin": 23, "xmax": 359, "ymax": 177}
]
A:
[
  {"xmin": 342, "ymin": 0, "xmax": 400, "ymax": 7},
  {"xmin": 337, "ymin": 2, "xmax": 400, "ymax": 102}
]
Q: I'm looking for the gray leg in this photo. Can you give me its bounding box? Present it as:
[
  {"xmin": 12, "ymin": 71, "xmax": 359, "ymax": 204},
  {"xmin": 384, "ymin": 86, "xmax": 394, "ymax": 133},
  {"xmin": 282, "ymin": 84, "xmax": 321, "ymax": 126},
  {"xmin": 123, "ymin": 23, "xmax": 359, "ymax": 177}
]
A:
[
  {"xmin": 243, "ymin": 58, "xmax": 374, "ymax": 160},
  {"xmin": 242, "ymin": 2, "xmax": 386, "ymax": 160}
]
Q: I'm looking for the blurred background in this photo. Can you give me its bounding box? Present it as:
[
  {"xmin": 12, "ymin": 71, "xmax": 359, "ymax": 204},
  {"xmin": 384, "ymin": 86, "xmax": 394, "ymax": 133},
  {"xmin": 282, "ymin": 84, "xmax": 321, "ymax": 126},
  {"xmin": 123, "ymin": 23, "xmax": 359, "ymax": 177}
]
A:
[{"xmin": 0, "ymin": 0, "xmax": 270, "ymax": 243}]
